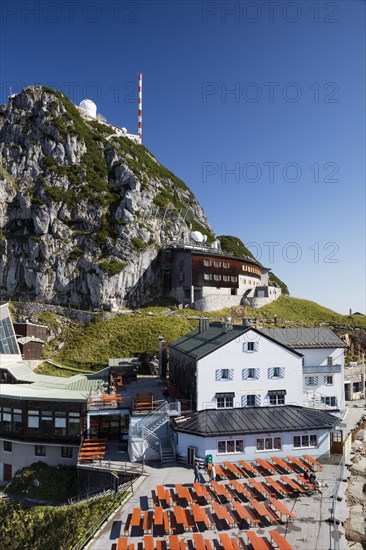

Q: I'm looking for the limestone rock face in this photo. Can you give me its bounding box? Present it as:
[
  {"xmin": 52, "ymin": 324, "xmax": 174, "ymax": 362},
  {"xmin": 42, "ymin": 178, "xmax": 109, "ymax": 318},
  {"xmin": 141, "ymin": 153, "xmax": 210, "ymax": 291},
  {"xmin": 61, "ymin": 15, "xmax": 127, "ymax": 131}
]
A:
[{"xmin": 0, "ymin": 86, "xmax": 213, "ymax": 308}]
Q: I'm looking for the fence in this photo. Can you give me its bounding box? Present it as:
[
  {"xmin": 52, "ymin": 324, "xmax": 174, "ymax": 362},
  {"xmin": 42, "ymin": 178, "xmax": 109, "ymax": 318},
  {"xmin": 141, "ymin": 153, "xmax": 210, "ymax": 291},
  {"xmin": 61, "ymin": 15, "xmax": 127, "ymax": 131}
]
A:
[{"xmin": 329, "ymin": 432, "xmax": 352, "ymax": 550}]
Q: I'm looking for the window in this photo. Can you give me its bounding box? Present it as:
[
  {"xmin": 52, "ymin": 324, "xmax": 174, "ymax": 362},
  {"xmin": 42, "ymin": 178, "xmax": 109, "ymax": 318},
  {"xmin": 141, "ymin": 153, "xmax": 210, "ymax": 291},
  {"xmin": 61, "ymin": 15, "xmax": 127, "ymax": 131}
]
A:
[
  {"xmin": 2, "ymin": 408, "xmax": 12, "ymax": 432},
  {"xmin": 41, "ymin": 411, "xmax": 53, "ymax": 437},
  {"xmin": 3, "ymin": 441, "xmax": 12, "ymax": 452},
  {"xmin": 324, "ymin": 375, "xmax": 333, "ymax": 385},
  {"xmin": 217, "ymin": 439, "xmax": 244, "ymax": 454},
  {"xmin": 217, "ymin": 396, "xmax": 234, "ymax": 408},
  {"xmin": 203, "ymin": 273, "xmax": 212, "ymax": 281},
  {"xmin": 55, "ymin": 412, "xmax": 67, "ymax": 436},
  {"xmin": 242, "ymin": 368, "xmax": 260, "ymax": 380},
  {"xmin": 61, "ymin": 446, "xmax": 73, "ymax": 459},
  {"xmin": 213, "ymin": 274, "xmax": 221, "ymax": 281},
  {"xmin": 242, "ymin": 394, "xmax": 261, "ymax": 407},
  {"xmin": 269, "ymin": 394, "xmax": 285, "ymax": 405},
  {"xmin": 243, "ymin": 341, "xmax": 259, "ymax": 352},
  {"xmin": 305, "ymin": 376, "xmax": 318, "ymax": 386},
  {"xmin": 321, "ymin": 396, "xmax": 337, "ymax": 407},
  {"xmin": 223, "ymin": 262, "xmax": 230, "ymax": 268},
  {"xmin": 256, "ymin": 437, "xmax": 281, "ymax": 452},
  {"xmin": 293, "ymin": 434, "xmax": 318, "ymax": 448},
  {"xmin": 214, "ymin": 261, "xmax": 221, "ymax": 267},
  {"xmin": 13, "ymin": 409, "xmax": 22, "ymax": 434},
  {"xmin": 178, "ymin": 272, "xmax": 184, "ymax": 282},
  {"xmin": 231, "ymin": 276, "xmax": 237, "ymax": 282},
  {"xmin": 223, "ymin": 275, "xmax": 229, "ymax": 282},
  {"xmin": 203, "ymin": 260, "xmax": 212, "ymax": 267},
  {"xmin": 28, "ymin": 410, "xmax": 39, "ymax": 430},
  {"xmin": 216, "ymin": 369, "xmax": 234, "ymax": 381},
  {"xmin": 327, "ymin": 356, "xmax": 333, "ymax": 366},
  {"xmin": 35, "ymin": 445, "xmax": 46, "ymax": 457},
  {"xmin": 68, "ymin": 412, "xmax": 81, "ymax": 437},
  {"xmin": 268, "ymin": 367, "xmax": 285, "ymax": 379}
]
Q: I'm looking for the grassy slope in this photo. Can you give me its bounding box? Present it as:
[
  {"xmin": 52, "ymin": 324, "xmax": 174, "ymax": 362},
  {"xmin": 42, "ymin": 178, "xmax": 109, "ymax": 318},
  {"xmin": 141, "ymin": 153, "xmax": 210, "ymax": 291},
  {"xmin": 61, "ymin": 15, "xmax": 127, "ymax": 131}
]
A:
[{"xmin": 33, "ymin": 296, "xmax": 365, "ymax": 375}]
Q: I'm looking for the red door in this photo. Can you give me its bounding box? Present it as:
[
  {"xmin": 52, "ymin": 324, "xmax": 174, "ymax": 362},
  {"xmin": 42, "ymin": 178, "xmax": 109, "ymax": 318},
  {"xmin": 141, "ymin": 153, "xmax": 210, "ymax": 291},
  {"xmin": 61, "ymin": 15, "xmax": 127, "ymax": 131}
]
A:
[{"xmin": 3, "ymin": 464, "xmax": 12, "ymax": 482}]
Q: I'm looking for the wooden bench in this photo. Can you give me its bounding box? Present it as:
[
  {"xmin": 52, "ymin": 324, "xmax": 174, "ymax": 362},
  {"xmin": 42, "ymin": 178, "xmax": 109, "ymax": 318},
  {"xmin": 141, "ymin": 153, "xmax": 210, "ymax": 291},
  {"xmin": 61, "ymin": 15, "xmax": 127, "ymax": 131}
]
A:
[
  {"xmin": 249, "ymin": 479, "xmax": 273, "ymax": 499},
  {"xmin": 210, "ymin": 482, "xmax": 232, "ymax": 502},
  {"xmin": 250, "ymin": 500, "xmax": 280, "ymax": 524},
  {"xmin": 280, "ymin": 476, "xmax": 307, "ymax": 494},
  {"xmin": 223, "ymin": 461, "xmax": 243, "ymax": 478},
  {"xmin": 191, "ymin": 503, "xmax": 212, "ymax": 529},
  {"xmin": 269, "ymin": 498, "xmax": 296, "ymax": 521},
  {"xmin": 239, "ymin": 459, "xmax": 257, "ymax": 476},
  {"xmin": 229, "ymin": 479, "xmax": 253, "ymax": 501},
  {"xmin": 246, "ymin": 531, "xmax": 272, "ymax": 550},
  {"xmin": 296, "ymin": 475, "xmax": 316, "ymax": 492},
  {"xmin": 153, "ymin": 506, "xmax": 163, "ymax": 526},
  {"xmin": 264, "ymin": 477, "xmax": 292, "ymax": 497},
  {"xmin": 211, "ymin": 501, "xmax": 236, "ymax": 528},
  {"xmin": 143, "ymin": 535, "xmax": 154, "ymax": 550},
  {"xmin": 215, "ymin": 465, "xmax": 228, "ymax": 479},
  {"xmin": 163, "ymin": 510, "xmax": 172, "ymax": 534},
  {"xmin": 193, "ymin": 482, "xmax": 213, "ymax": 503},
  {"xmin": 219, "ymin": 533, "xmax": 235, "ymax": 550},
  {"xmin": 231, "ymin": 500, "xmax": 260, "ymax": 528},
  {"xmin": 193, "ymin": 533, "xmax": 206, "ymax": 550},
  {"xmin": 169, "ymin": 535, "xmax": 180, "ymax": 550},
  {"xmin": 302, "ymin": 454, "xmax": 323, "ymax": 471},
  {"xmin": 131, "ymin": 507, "xmax": 142, "ymax": 528},
  {"xmin": 175, "ymin": 484, "xmax": 193, "ymax": 504},
  {"xmin": 117, "ymin": 538, "xmax": 127, "ymax": 550},
  {"xmin": 255, "ymin": 458, "xmax": 277, "ymax": 475},
  {"xmin": 269, "ymin": 529, "xmax": 293, "ymax": 550},
  {"xmin": 142, "ymin": 511, "xmax": 153, "ymax": 533},
  {"xmin": 287, "ymin": 456, "xmax": 310, "ymax": 472},
  {"xmin": 271, "ymin": 456, "xmax": 292, "ymax": 473}
]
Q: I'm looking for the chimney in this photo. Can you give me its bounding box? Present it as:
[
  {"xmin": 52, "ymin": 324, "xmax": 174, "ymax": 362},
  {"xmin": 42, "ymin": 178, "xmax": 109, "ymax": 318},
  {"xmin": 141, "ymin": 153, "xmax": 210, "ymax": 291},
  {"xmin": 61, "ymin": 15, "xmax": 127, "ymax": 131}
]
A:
[{"xmin": 199, "ymin": 318, "xmax": 209, "ymax": 333}]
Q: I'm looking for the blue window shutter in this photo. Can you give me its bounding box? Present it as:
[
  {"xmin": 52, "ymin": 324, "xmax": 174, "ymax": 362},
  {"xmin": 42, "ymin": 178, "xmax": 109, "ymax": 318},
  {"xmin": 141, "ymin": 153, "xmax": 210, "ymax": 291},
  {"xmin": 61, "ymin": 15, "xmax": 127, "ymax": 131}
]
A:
[
  {"xmin": 216, "ymin": 370, "xmax": 222, "ymax": 381},
  {"xmin": 280, "ymin": 367, "xmax": 285, "ymax": 378},
  {"xmin": 241, "ymin": 395, "xmax": 247, "ymax": 407},
  {"xmin": 242, "ymin": 343, "xmax": 248, "ymax": 352},
  {"xmin": 255, "ymin": 369, "xmax": 260, "ymax": 379},
  {"xmin": 254, "ymin": 342, "xmax": 259, "ymax": 352},
  {"xmin": 242, "ymin": 369, "xmax": 249, "ymax": 380},
  {"xmin": 228, "ymin": 369, "xmax": 234, "ymax": 380},
  {"xmin": 255, "ymin": 394, "xmax": 261, "ymax": 406},
  {"xmin": 268, "ymin": 368, "xmax": 274, "ymax": 379}
]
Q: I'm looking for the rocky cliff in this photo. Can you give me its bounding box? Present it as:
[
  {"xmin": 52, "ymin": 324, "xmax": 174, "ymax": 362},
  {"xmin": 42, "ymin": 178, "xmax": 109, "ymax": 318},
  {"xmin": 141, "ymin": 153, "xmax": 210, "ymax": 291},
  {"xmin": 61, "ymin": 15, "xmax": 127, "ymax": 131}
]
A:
[{"xmin": 0, "ymin": 86, "xmax": 213, "ymax": 309}]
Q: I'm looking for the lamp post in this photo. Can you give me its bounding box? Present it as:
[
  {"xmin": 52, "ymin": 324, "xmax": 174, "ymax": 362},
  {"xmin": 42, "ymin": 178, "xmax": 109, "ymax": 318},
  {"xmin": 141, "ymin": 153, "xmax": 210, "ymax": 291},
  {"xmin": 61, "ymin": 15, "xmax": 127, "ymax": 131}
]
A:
[{"xmin": 158, "ymin": 335, "xmax": 163, "ymax": 379}]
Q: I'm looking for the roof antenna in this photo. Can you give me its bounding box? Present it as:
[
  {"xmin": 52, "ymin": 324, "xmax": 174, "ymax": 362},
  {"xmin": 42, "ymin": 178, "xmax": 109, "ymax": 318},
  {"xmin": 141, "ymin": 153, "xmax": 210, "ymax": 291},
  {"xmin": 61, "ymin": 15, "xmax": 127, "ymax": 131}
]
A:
[{"xmin": 137, "ymin": 72, "xmax": 143, "ymax": 143}]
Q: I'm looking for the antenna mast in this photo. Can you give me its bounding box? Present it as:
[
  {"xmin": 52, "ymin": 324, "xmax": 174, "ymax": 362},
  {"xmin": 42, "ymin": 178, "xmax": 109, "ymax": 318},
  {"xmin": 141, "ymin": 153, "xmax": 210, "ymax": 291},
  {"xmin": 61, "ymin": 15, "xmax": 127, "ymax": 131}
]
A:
[{"xmin": 138, "ymin": 72, "xmax": 143, "ymax": 143}]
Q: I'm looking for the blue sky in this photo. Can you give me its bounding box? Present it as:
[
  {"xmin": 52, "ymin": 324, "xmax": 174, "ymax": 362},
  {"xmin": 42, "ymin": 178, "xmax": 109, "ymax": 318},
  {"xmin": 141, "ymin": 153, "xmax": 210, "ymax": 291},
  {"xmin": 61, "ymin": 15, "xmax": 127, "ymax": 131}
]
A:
[{"xmin": 1, "ymin": 0, "xmax": 365, "ymax": 314}]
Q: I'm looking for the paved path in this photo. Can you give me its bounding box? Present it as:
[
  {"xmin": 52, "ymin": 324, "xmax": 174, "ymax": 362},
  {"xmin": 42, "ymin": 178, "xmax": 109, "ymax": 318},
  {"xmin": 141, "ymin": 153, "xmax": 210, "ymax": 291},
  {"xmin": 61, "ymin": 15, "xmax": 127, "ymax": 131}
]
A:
[{"xmin": 89, "ymin": 401, "xmax": 366, "ymax": 550}]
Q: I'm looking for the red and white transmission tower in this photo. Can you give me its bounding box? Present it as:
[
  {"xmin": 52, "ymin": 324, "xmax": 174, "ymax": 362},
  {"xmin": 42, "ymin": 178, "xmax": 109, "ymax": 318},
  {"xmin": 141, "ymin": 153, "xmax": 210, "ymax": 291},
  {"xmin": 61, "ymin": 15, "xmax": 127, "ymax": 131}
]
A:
[{"xmin": 137, "ymin": 72, "xmax": 143, "ymax": 143}]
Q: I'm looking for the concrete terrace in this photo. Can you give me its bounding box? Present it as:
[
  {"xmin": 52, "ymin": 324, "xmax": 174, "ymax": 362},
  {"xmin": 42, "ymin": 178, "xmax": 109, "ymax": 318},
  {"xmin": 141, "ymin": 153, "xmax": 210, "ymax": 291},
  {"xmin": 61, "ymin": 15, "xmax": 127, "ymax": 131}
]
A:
[{"xmin": 88, "ymin": 402, "xmax": 365, "ymax": 550}]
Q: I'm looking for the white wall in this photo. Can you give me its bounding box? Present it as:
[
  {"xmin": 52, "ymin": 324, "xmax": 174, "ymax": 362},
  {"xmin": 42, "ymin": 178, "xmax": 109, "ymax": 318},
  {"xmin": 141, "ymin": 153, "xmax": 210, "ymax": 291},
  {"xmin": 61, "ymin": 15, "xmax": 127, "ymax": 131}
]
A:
[
  {"xmin": 0, "ymin": 439, "xmax": 78, "ymax": 481},
  {"xmin": 300, "ymin": 347, "xmax": 345, "ymax": 411},
  {"xmin": 175, "ymin": 427, "xmax": 331, "ymax": 464},
  {"xmin": 196, "ymin": 329, "xmax": 303, "ymax": 411}
]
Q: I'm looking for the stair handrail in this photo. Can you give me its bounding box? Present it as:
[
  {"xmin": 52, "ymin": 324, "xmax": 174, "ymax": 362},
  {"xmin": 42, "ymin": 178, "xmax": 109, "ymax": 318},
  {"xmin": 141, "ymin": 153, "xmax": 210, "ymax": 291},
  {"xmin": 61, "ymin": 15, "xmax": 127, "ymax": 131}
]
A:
[
  {"xmin": 131, "ymin": 400, "xmax": 180, "ymax": 437},
  {"xmin": 142, "ymin": 426, "xmax": 162, "ymax": 462}
]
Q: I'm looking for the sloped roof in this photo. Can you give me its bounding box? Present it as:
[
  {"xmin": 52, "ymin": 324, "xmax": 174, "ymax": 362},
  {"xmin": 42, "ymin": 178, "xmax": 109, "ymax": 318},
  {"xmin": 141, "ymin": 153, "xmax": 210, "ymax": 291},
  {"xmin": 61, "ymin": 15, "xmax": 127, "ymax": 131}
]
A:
[
  {"xmin": 169, "ymin": 324, "xmax": 303, "ymax": 360},
  {"xmin": 0, "ymin": 383, "xmax": 89, "ymax": 402},
  {"xmin": 259, "ymin": 328, "xmax": 347, "ymax": 349},
  {"xmin": 173, "ymin": 405, "xmax": 339, "ymax": 437},
  {"xmin": 17, "ymin": 336, "xmax": 44, "ymax": 345}
]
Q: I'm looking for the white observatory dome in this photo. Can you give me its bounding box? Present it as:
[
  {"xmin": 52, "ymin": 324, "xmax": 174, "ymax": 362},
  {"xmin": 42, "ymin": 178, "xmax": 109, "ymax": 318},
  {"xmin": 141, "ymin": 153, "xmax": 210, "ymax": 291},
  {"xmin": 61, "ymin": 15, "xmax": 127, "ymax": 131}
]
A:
[
  {"xmin": 191, "ymin": 231, "xmax": 204, "ymax": 243},
  {"xmin": 79, "ymin": 99, "xmax": 97, "ymax": 118},
  {"xmin": 121, "ymin": 127, "xmax": 127, "ymax": 134}
]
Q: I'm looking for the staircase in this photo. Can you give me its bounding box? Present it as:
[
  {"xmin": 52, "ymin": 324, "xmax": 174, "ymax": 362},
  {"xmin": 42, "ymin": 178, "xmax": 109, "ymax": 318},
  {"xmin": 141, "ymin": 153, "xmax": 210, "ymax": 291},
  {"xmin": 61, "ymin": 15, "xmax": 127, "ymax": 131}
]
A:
[{"xmin": 129, "ymin": 400, "xmax": 180, "ymax": 463}]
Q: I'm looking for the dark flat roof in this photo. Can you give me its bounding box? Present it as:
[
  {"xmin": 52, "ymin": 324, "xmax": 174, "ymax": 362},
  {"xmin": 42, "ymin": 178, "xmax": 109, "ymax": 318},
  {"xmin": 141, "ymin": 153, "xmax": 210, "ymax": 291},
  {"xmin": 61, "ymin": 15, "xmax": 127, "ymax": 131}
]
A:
[
  {"xmin": 169, "ymin": 324, "xmax": 303, "ymax": 360},
  {"xmin": 259, "ymin": 328, "xmax": 347, "ymax": 349},
  {"xmin": 172, "ymin": 405, "xmax": 339, "ymax": 437}
]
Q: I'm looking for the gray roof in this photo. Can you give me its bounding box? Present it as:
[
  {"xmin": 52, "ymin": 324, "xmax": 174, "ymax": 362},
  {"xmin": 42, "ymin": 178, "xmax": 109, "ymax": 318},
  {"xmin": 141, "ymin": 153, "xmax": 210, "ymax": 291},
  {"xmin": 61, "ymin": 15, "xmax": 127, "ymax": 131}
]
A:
[
  {"xmin": 173, "ymin": 405, "xmax": 339, "ymax": 437},
  {"xmin": 259, "ymin": 328, "xmax": 347, "ymax": 349},
  {"xmin": 169, "ymin": 324, "xmax": 302, "ymax": 360},
  {"xmin": 17, "ymin": 336, "xmax": 44, "ymax": 345}
]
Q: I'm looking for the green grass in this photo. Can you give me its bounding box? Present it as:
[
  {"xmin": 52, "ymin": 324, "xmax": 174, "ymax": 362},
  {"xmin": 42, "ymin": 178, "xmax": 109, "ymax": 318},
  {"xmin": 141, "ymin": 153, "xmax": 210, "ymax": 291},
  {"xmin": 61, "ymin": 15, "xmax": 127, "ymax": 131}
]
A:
[
  {"xmin": 5, "ymin": 462, "xmax": 77, "ymax": 501},
  {"xmin": 52, "ymin": 315, "xmax": 198, "ymax": 370},
  {"xmin": 249, "ymin": 295, "xmax": 366, "ymax": 326},
  {"xmin": 0, "ymin": 493, "xmax": 126, "ymax": 550}
]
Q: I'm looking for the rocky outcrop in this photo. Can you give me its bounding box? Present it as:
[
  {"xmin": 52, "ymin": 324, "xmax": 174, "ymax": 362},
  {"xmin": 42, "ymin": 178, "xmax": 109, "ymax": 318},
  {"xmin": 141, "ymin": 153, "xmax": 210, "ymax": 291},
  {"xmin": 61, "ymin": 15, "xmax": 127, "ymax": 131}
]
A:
[{"xmin": 0, "ymin": 87, "xmax": 213, "ymax": 309}]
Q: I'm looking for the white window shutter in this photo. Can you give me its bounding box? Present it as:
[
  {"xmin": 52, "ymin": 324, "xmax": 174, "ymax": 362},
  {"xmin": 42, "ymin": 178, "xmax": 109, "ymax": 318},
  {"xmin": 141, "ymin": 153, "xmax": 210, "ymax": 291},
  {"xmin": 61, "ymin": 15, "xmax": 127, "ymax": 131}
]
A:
[
  {"xmin": 242, "ymin": 369, "xmax": 249, "ymax": 380},
  {"xmin": 255, "ymin": 394, "xmax": 261, "ymax": 406},
  {"xmin": 242, "ymin": 343, "xmax": 248, "ymax": 352},
  {"xmin": 254, "ymin": 342, "xmax": 259, "ymax": 352},
  {"xmin": 255, "ymin": 368, "xmax": 260, "ymax": 379},
  {"xmin": 228, "ymin": 369, "xmax": 234, "ymax": 380},
  {"xmin": 216, "ymin": 370, "xmax": 222, "ymax": 381},
  {"xmin": 280, "ymin": 367, "xmax": 285, "ymax": 378},
  {"xmin": 241, "ymin": 395, "xmax": 247, "ymax": 407},
  {"xmin": 314, "ymin": 376, "xmax": 318, "ymax": 385},
  {"xmin": 268, "ymin": 368, "xmax": 274, "ymax": 379},
  {"xmin": 305, "ymin": 377, "xmax": 310, "ymax": 386}
]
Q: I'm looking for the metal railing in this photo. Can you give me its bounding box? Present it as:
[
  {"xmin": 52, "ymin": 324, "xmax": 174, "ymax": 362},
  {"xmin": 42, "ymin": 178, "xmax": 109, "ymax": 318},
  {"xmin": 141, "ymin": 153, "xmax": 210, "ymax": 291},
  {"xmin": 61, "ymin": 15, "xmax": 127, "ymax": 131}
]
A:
[
  {"xmin": 130, "ymin": 400, "xmax": 180, "ymax": 437},
  {"xmin": 142, "ymin": 426, "xmax": 162, "ymax": 461}
]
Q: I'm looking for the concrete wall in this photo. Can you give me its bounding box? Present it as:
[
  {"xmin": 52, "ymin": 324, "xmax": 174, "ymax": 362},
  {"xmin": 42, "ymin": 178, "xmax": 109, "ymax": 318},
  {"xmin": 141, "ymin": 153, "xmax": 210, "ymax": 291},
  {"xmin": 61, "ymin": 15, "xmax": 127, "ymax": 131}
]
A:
[
  {"xmin": 196, "ymin": 329, "xmax": 303, "ymax": 411},
  {"xmin": 174, "ymin": 427, "xmax": 331, "ymax": 464},
  {"xmin": 0, "ymin": 438, "xmax": 78, "ymax": 481}
]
